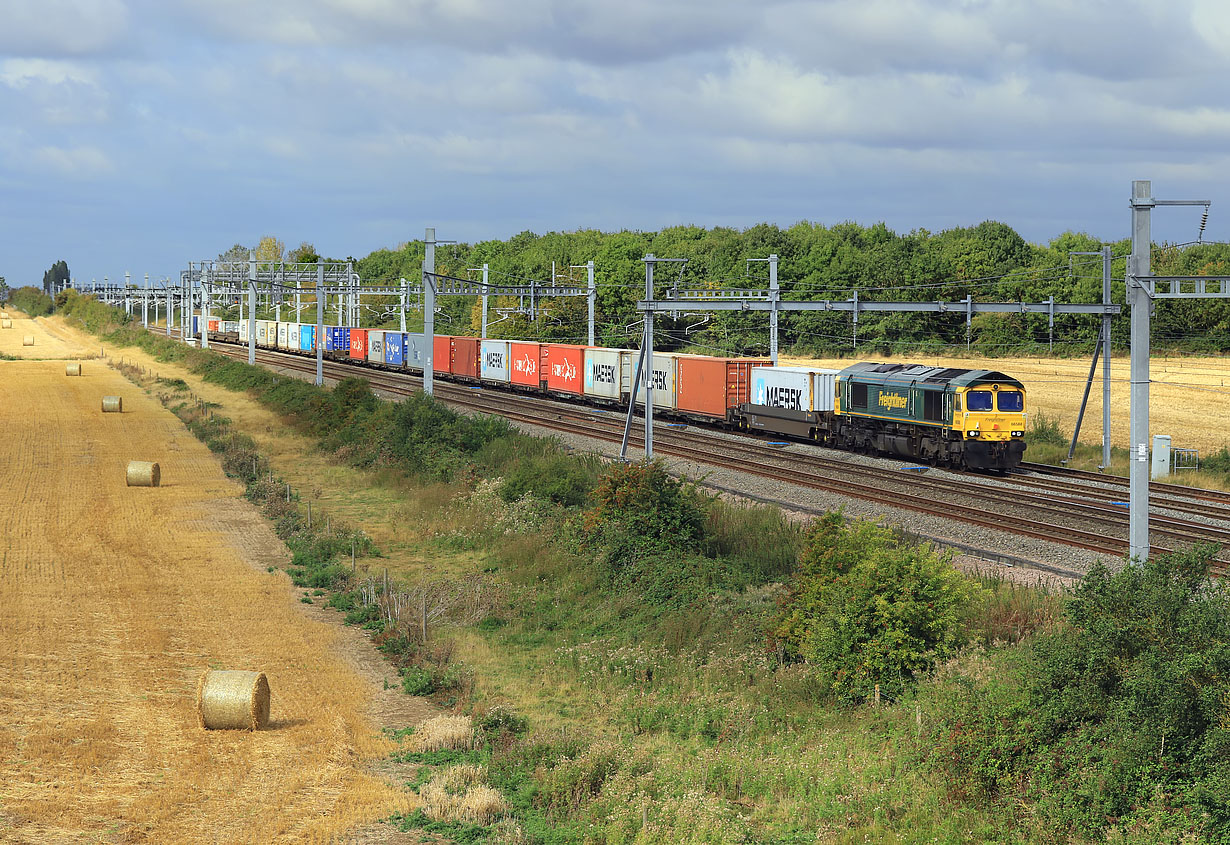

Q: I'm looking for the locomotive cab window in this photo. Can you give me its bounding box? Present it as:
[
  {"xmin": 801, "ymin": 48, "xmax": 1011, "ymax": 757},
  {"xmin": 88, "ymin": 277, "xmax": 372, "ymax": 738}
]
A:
[
  {"xmin": 997, "ymin": 391, "xmax": 1023, "ymax": 412},
  {"xmin": 966, "ymin": 390, "xmax": 993, "ymax": 411},
  {"xmin": 851, "ymin": 382, "xmax": 868, "ymax": 408}
]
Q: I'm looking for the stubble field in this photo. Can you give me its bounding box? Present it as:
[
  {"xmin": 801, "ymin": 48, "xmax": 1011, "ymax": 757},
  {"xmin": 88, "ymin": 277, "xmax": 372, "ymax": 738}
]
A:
[{"xmin": 0, "ymin": 316, "xmax": 412, "ymax": 842}]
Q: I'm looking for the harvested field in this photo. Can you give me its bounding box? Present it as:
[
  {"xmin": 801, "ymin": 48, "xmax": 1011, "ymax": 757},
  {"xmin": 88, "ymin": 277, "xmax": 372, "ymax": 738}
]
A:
[
  {"xmin": 0, "ymin": 310, "xmax": 93, "ymax": 359},
  {"xmin": 0, "ymin": 360, "xmax": 413, "ymax": 843},
  {"xmin": 785, "ymin": 352, "xmax": 1230, "ymax": 454}
]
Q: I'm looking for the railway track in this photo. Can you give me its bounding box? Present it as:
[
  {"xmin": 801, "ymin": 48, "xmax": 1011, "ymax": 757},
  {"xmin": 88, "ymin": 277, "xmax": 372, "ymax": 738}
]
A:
[{"xmin": 195, "ymin": 339, "xmax": 1230, "ymax": 568}]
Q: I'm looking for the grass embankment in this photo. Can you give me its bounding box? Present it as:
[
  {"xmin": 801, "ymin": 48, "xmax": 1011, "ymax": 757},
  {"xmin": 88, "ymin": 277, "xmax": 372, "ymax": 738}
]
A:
[{"xmin": 58, "ymin": 291, "xmax": 1230, "ymax": 843}]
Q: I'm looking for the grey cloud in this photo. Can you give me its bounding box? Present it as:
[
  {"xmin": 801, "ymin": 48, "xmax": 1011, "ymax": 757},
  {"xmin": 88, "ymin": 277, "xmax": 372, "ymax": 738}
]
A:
[{"xmin": 0, "ymin": 0, "xmax": 129, "ymax": 56}]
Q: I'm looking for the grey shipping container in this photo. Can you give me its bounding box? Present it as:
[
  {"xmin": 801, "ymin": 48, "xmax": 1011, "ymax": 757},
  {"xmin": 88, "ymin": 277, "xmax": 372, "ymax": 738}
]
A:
[
  {"xmin": 480, "ymin": 339, "xmax": 511, "ymax": 383},
  {"xmin": 583, "ymin": 348, "xmax": 629, "ymax": 400},
  {"xmin": 629, "ymin": 353, "xmax": 678, "ymax": 410},
  {"xmin": 405, "ymin": 333, "xmax": 429, "ymax": 369},
  {"xmin": 367, "ymin": 331, "xmax": 385, "ymax": 364},
  {"xmin": 750, "ymin": 366, "xmax": 839, "ymax": 413}
]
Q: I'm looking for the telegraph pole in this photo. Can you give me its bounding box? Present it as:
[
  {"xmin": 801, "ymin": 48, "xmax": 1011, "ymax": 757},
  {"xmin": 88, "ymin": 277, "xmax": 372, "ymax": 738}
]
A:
[
  {"xmin": 1127, "ymin": 181, "xmax": 1153, "ymax": 563},
  {"xmin": 424, "ymin": 228, "xmax": 436, "ymax": 397},
  {"xmin": 248, "ymin": 251, "xmax": 257, "ymax": 366},
  {"xmin": 315, "ymin": 264, "xmax": 324, "ymax": 386}
]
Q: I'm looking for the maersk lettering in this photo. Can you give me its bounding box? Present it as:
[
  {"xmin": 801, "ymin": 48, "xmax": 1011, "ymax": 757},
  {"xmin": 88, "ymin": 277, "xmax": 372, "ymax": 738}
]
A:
[
  {"xmin": 592, "ymin": 363, "xmax": 617, "ymax": 385},
  {"xmin": 764, "ymin": 386, "xmax": 804, "ymax": 410},
  {"xmin": 485, "ymin": 351, "xmax": 504, "ymax": 369},
  {"xmin": 650, "ymin": 369, "xmax": 669, "ymax": 391}
]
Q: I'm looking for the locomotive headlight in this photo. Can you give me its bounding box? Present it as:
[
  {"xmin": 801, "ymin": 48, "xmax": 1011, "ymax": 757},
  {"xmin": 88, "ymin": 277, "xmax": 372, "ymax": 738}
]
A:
[{"xmin": 1011, "ymin": 430, "xmax": 1024, "ymax": 437}]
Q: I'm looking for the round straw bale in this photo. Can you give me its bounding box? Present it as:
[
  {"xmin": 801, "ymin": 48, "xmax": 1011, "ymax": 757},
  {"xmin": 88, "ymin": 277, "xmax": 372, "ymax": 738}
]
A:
[
  {"xmin": 197, "ymin": 669, "xmax": 270, "ymax": 730},
  {"xmin": 22, "ymin": 335, "xmax": 34, "ymax": 346},
  {"xmin": 65, "ymin": 363, "xmax": 81, "ymax": 376},
  {"xmin": 101, "ymin": 396, "xmax": 123, "ymax": 413},
  {"xmin": 126, "ymin": 460, "xmax": 160, "ymax": 487},
  {"xmin": 0, "ymin": 318, "xmax": 11, "ymax": 328}
]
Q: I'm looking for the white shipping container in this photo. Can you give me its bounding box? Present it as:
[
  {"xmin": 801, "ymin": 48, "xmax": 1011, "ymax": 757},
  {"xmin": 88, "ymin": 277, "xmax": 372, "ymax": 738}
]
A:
[
  {"xmin": 583, "ymin": 348, "xmax": 626, "ymax": 400},
  {"xmin": 750, "ymin": 366, "xmax": 839, "ymax": 413},
  {"xmin": 223, "ymin": 321, "xmax": 240, "ymax": 335},
  {"xmin": 629, "ymin": 353, "xmax": 678, "ymax": 410},
  {"xmin": 257, "ymin": 320, "xmax": 275, "ymax": 345},
  {"xmin": 285, "ymin": 323, "xmax": 300, "ymax": 349},
  {"xmin": 367, "ymin": 331, "xmax": 385, "ymax": 364},
  {"xmin": 239, "ymin": 320, "xmax": 249, "ymax": 343},
  {"xmin": 277, "ymin": 323, "xmax": 288, "ymax": 348},
  {"xmin": 480, "ymin": 339, "xmax": 510, "ymax": 382}
]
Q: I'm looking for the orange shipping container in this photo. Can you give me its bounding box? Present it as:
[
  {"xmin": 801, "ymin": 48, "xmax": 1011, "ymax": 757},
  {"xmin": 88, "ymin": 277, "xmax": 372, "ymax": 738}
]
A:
[
  {"xmin": 544, "ymin": 344, "xmax": 586, "ymax": 394},
  {"xmin": 509, "ymin": 342, "xmax": 542, "ymax": 387},
  {"xmin": 450, "ymin": 336, "xmax": 480, "ymax": 378},
  {"xmin": 433, "ymin": 335, "xmax": 452, "ymax": 373},
  {"xmin": 349, "ymin": 328, "xmax": 368, "ymax": 360},
  {"xmin": 675, "ymin": 356, "xmax": 771, "ymax": 420}
]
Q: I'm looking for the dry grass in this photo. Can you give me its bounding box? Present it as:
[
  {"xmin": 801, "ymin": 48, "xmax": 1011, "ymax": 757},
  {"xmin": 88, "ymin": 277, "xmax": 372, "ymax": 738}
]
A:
[
  {"xmin": 784, "ymin": 351, "xmax": 1230, "ymax": 455},
  {"xmin": 0, "ymin": 310, "xmax": 93, "ymax": 359},
  {"xmin": 419, "ymin": 765, "xmax": 508, "ymax": 825},
  {"xmin": 408, "ymin": 714, "xmax": 474, "ymax": 752},
  {"xmin": 0, "ymin": 360, "xmax": 412, "ymax": 843}
]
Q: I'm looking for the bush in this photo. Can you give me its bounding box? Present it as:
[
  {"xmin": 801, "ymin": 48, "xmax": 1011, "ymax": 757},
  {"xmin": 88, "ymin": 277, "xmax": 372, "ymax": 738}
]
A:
[
  {"xmin": 929, "ymin": 544, "xmax": 1230, "ymax": 841},
  {"xmin": 9, "ymin": 286, "xmax": 54, "ymax": 317},
  {"xmin": 1028, "ymin": 410, "xmax": 1067, "ymax": 446},
  {"xmin": 500, "ymin": 452, "xmax": 596, "ymax": 508},
  {"xmin": 583, "ymin": 460, "xmax": 705, "ymax": 552},
  {"xmin": 771, "ymin": 512, "xmax": 981, "ymax": 705}
]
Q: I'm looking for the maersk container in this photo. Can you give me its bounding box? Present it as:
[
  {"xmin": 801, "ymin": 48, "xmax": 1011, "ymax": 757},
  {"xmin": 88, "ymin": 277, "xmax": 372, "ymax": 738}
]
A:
[
  {"xmin": 583, "ymin": 348, "xmax": 628, "ymax": 400},
  {"xmin": 544, "ymin": 344, "xmax": 586, "ymax": 395},
  {"xmin": 299, "ymin": 324, "xmax": 316, "ymax": 351},
  {"xmin": 349, "ymin": 328, "xmax": 368, "ymax": 360},
  {"xmin": 367, "ymin": 331, "xmax": 385, "ymax": 364},
  {"xmin": 508, "ymin": 342, "xmax": 542, "ymax": 387},
  {"xmin": 384, "ymin": 332, "xmax": 404, "ymax": 366},
  {"xmin": 480, "ymin": 339, "xmax": 510, "ymax": 383},
  {"xmin": 675, "ymin": 355, "xmax": 771, "ymax": 420},
  {"xmin": 239, "ymin": 320, "xmax": 249, "ymax": 343},
  {"xmin": 276, "ymin": 323, "xmax": 287, "ymax": 348},
  {"xmin": 749, "ymin": 366, "xmax": 839, "ymax": 413},
  {"xmin": 630, "ymin": 353, "xmax": 678, "ymax": 410},
  {"xmin": 451, "ymin": 336, "xmax": 480, "ymax": 378}
]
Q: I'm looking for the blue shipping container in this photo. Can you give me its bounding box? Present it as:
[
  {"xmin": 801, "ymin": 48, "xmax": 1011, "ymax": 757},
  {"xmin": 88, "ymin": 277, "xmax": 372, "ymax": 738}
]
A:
[
  {"xmin": 299, "ymin": 325, "xmax": 315, "ymax": 351},
  {"xmin": 327, "ymin": 327, "xmax": 351, "ymax": 352},
  {"xmin": 191, "ymin": 316, "xmax": 199, "ymax": 336},
  {"xmin": 384, "ymin": 332, "xmax": 405, "ymax": 365}
]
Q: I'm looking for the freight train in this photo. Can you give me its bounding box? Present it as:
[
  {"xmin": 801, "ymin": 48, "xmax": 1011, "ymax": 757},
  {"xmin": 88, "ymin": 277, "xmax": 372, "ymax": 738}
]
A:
[{"xmin": 198, "ymin": 318, "xmax": 1028, "ymax": 471}]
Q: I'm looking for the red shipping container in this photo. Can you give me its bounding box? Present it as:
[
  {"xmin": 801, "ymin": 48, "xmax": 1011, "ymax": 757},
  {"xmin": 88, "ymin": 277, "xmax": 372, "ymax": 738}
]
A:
[
  {"xmin": 675, "ymin": 356, "xmax": 771, "ymax": 420},
  {"xmin": 349, "ymin": 328, "xmax": 368, "ymax": 360},
  {"xmin": 450, "ymin": 336, "xmax": 480, "ymax": 378},
  {"xmin": 544, "ymin": 344, "xmax": 586, "ymax": 395},
  {"xmin": 508, "ymin": 342, "xmax": 542, "ymax": 387},
  {"xmin": 207, "ymin": 319, "xmax": 220, "ymax": 332},
  {"xmin": 433, "ymin": 335, "xmax": 452, "ymax": 373}
]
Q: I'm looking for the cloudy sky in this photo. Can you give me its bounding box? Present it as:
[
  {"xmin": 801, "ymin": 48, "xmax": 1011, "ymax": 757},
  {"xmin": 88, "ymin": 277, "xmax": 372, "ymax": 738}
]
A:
[{"xmin": 2, "ymin": 0, "xmax": 1228, "ymax": 286}]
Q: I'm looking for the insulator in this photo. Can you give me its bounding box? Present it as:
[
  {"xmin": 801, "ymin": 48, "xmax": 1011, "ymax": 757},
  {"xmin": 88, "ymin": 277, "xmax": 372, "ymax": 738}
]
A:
[{"xmin": 1199, "ymin": 208, "xmax": 1209, "ymax": 242}]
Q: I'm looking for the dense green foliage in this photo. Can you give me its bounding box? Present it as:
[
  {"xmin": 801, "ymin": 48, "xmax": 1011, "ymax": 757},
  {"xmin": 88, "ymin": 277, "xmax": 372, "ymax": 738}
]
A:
[
  {"xmin": 352, "ymin": 223, "xmax": 1230, "ymax": 355},
  {"xmin": 928, "ymin": 545, "xmax": 1230, "ymax": 842},
  {"xmin": 9, "ymin": 285, "xmax": 54, "ymax": 317},
  {"xmin": 771, "ymin": 513, "xmax": 981, "ymax": 705}
]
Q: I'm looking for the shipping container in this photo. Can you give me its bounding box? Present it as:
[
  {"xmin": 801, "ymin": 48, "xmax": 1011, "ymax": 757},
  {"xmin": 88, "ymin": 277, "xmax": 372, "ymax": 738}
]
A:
[
  {"xmin": 349, "ymin": 328, "xmax": 368, "ymax": 360},
  {"xmin": 326, "ymin": 326, "xmax": 350, "ymax": 353},
  {"xmin": 749, "ymin": 366, "xmax": 839, "ymax": 413},
  {"xmin": 274, "ymin": 323, "xmax": 285, "ymax": 348},
  {"xmin": 207, "ymin": 318, "xmax": 220, "ymax": 333},
  {"xmin": 544, "ymin": 344, "xmax": 587, "ymax": 394},
  {"xmin": 451, "ymin": 336, "xmax": 480, "ymax": 378},
  {"xmin": 299, "ymin": 324, "xmax": 316, "ymax": 351},
  {"xmin": 224, "ymin": 321, "xmax": 240, "ymax": 336},
  {"xmin": 367, "ymin": 331, "xmax": 385, "ymax": 364},
  {"xmin": 630, "ymin": 353, "xmax": 679, "ymax": 410},
  {"xmin": 191, "ymin": 316, "xmax": 199, "ymax": 336},
  {"xmin": 283, "ymin": 323, "xmax": 299, "ymax": 349},
  {"xmin": 480, "ymin": 339, "xmax": 511, "ymax": 383},
  {"xmin": 258, "ymin": 320, "xmax": 276, "ymax": 346},
  {"xmin": 583, "ymin": 348, "xmax": 629, "ymax": 400},
  {"xmin": 405, "ymin": 333, "xmax": 429, "ymax": 369},
  {"xmin": 675, "ymin": 356, "xmax": 771, "ymax": 419},
  {"xmin": 383, "ymin": 332, "xmax": 405, "ymax": 366},
  {"xmin": 239, "ymin": 320, "xmax": 249, "ymax": 343},
  {"xmin": 433, "ymin": 335, "xmax": 452, "ymax": 373},
  {"xmin": 508, "ymin": 342, "xmax": 542, "ymax": 387}
]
